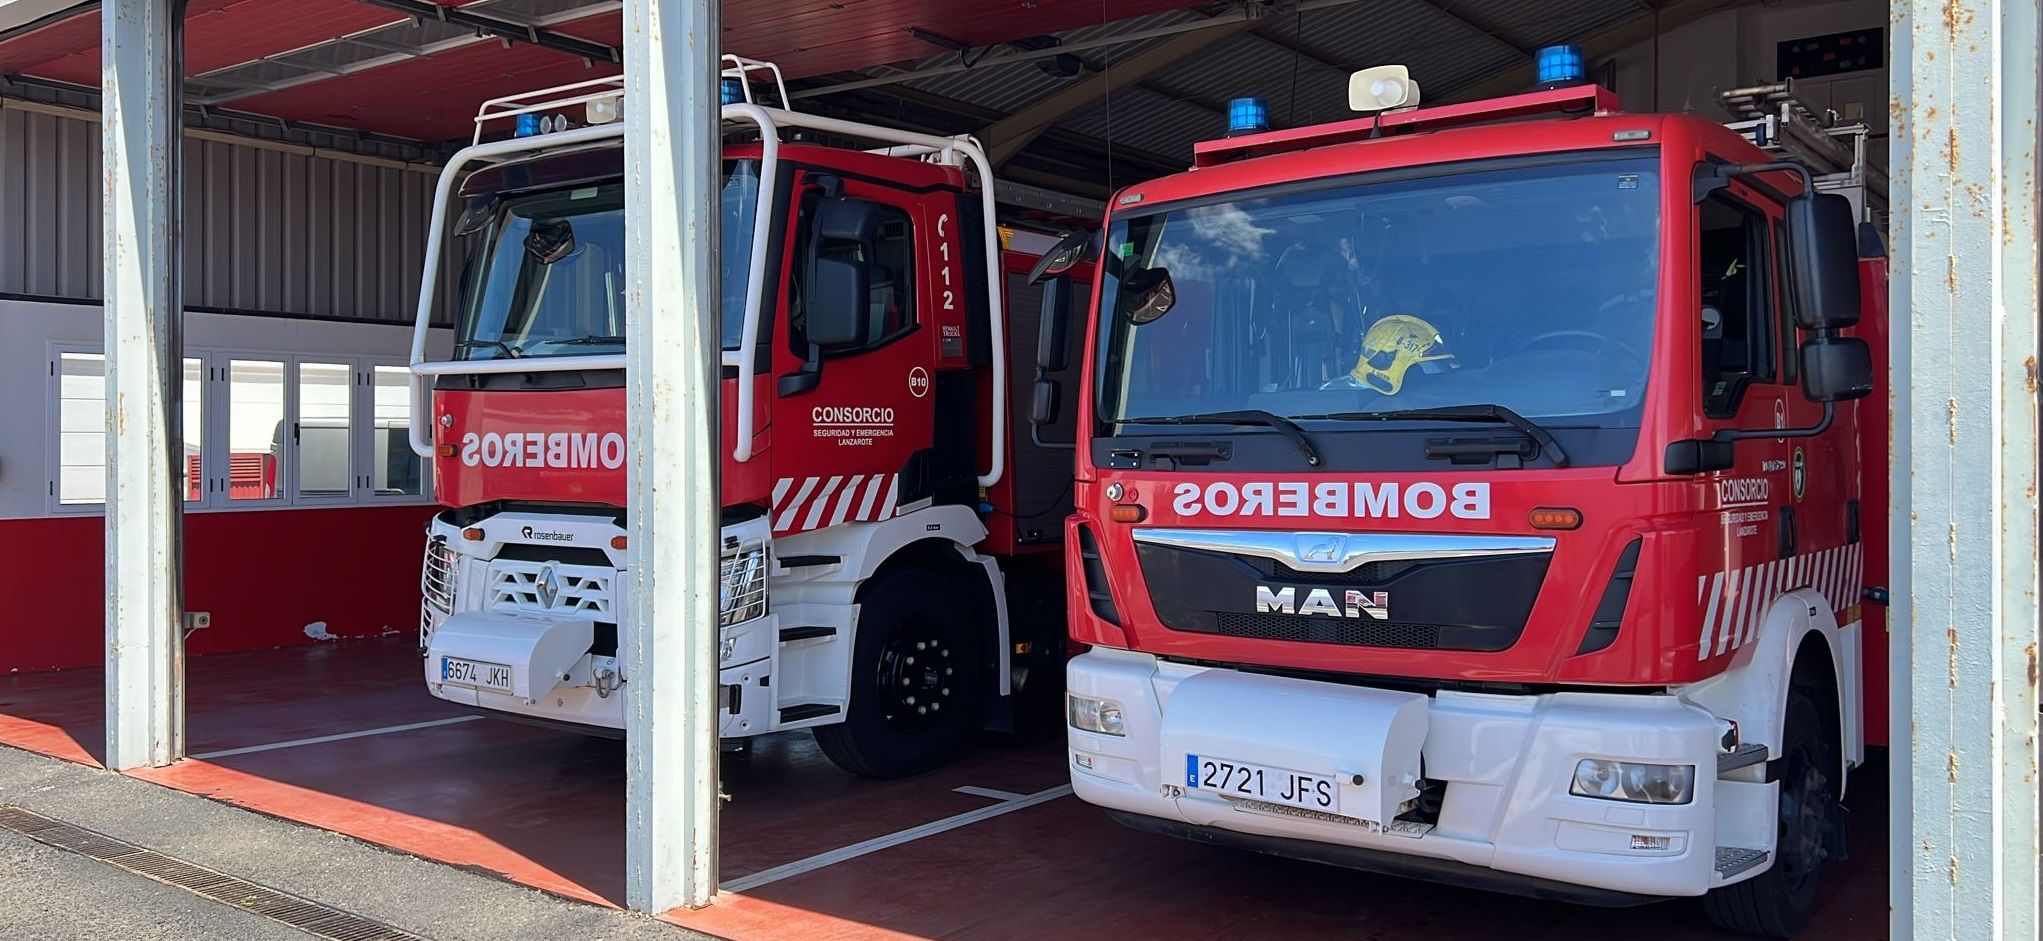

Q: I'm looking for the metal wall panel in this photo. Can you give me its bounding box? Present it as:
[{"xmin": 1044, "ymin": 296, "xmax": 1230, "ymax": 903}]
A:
[{"xmin": 0, "ymin": 102, "xmax": 456, "ymax": 324}]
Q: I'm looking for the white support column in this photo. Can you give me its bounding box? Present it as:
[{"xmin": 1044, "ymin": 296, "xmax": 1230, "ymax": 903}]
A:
[
  {"xmin": 1891, "ymin": 0, "xmax": 2040, "ymax": 935},
  {"xmin": 620, "ymin": 0, "xmax": 721, "ymax": 913},
  {"xmin": 101, "ymin": 0, "xmax": 185, "ymax": 771}
]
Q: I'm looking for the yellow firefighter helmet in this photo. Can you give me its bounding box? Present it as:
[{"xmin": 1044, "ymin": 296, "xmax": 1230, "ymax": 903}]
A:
[{"xmin": 1348, "ymin": 314, "xmax": 1454, "ymax": 394}]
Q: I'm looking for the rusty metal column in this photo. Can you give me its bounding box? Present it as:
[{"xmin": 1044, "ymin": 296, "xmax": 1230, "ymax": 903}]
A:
[
  {"xmin": 620, "ymin": 0, "xmax": 721, "ymax": 913},
  {"xmin": 1891, "ymin": 0, "xmax": 2040, "ymax": 934},
  {"xmin": 101, "ymin": 0, "xmax": 185, "ymax": 771}
]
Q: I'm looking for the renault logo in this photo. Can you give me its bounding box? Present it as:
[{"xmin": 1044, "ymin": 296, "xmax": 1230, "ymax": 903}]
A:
[{"xmin": 535, "ymin": 563, "xmax": 561, "ymax": 609}]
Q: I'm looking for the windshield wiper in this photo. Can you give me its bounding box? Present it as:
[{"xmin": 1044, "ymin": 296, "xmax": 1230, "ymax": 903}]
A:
[
  {"xmin": 454, "ymin": 339, "xmax": 522, "ymax": 359},
  {"xmin": 1295, "ymin": 404, "xmax": 1569, "ymax": 468},
  {"xmin": 548, "ymin": 334, "xmax": 626, "ymax": 347},
  {"xmin": 1119, "ymin": 409, "xmax": 1323, "ymax": 468}
]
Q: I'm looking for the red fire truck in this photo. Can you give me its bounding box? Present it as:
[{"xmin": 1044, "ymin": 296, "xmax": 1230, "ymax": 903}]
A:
[
  {"xmin": 406, "ymin": 58, "xmax": 1082, "ymax": 779},
  {"xmin": 1035, "ymin": 57, "xmax": 1884, "ymax": 937}
]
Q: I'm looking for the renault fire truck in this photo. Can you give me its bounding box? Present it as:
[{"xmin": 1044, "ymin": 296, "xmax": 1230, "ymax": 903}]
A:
[
  {"xmin": 1036, "ymin": 55, "xmax": 1885, "ymax": 937},
  {"xmin": 407, "ymin": 59, "xmax": 1082, "ymax": 778}
]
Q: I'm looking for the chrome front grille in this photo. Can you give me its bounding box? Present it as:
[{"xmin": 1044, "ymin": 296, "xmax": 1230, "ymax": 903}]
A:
[
  {"xmin": 421, "ymin": 535, "xmax": 457, "ymax": 616},
  {"xmin": 487, "ymin": 560, "xmax": 614, "ymax": 617}
]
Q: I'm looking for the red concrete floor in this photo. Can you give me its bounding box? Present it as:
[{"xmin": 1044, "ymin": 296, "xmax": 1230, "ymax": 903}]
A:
[{"xmin": 0, "ymin": 638, "xmax": 1891, "ymax": 940}]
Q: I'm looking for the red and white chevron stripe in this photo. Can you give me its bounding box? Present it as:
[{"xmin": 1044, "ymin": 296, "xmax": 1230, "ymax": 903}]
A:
[
  {"xmin": 1694, "ymin": 543, "xmax": 1864, "ymax": 661},
  {"xmin": 770, "ymin": 474, "xmax": 900, "ymax": 535}
]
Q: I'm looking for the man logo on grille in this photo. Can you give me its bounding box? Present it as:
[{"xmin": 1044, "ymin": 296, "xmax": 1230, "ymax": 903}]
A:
[
  {"xmin": 1255, "ymin": 586, "xmax": 1390, "ymax": 620},
  {"xmin": 536, "ymin": 563, "xmax": 561, "ymax": 609}
]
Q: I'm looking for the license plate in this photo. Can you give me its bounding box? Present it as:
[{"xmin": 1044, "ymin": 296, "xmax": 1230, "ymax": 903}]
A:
[
  {"xmin": 1186, "ymin": 755, "xmax": 1339, "ymax": 813},
  {"xmin": 440, "ymin": 656, "xmax": 513, "ymax": 693}
]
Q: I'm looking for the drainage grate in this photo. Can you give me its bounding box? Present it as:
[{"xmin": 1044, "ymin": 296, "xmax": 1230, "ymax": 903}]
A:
[{"xmin": 0, "ymin": 805, "xmax": 428, "ymax": 941}]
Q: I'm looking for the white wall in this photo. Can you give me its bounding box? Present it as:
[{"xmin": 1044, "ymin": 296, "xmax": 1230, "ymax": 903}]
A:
[{"xmin": 0, "ymin": 298, "xmax": 452, "ymax": 520}]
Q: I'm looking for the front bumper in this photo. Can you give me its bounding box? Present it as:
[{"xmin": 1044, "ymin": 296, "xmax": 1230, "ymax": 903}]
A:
[
  {"xmin": 420, "ymin": 510, "xmax": 777, "ymax": 737},
  {"xmin": 1066, "ymin": 648, "xmax": 1725, "ymax": 899}
]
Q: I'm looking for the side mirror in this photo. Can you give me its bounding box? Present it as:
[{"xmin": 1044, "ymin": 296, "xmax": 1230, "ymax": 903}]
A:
[
  {"xmin": 1787, "ymin": 192, "xmax": 1862, "ymax": 331},
  {"xmin": 1120, "ymin": 266, "xmax": 1177, "ymax": 325},
  {"xmin": 1030, "ymin": 378, "xmax": 1061, "ymax": 426},
  {"xmin": 1036, "ymin": 276, "xmax": 1074, "ymax": 372},
  {"xmin": 1800, "ymin": 335, "xmax": 1874, "ymax": 402},
  {"xmin": 1027, "ymin": 230, "xmax": 1095, "ymax": 285},
  {"xmin": 805, "ymin": 255, "xmax": 870, "ymax": 349},
  {"xmin": 1665, "ymin": 438, "xmax": 1736, "ymax": 475},
  {"xmin": 815, "ymin": 196, "xmax": 883, "ymax": 244}
]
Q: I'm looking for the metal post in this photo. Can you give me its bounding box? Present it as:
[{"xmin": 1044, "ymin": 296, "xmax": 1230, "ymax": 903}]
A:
[
  {"xmin": 620, "ymin": 0, "xmax": 721, "ymax": 913},
  {"xmin": 101, "ymin": 0, "xmax": 185, "ymax": 771},
  {"xmin": 1891, "ymin": 0, "xmax": 2041, "ymax": 935}
]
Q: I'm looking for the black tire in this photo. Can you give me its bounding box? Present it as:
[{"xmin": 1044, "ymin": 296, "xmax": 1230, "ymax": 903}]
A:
[
  {"xmin": 812, "ymin": 563, "xmax": 986, "ymax": 778},
  {"xmin": 1703, "ymin": 692, "xmax": 1837, "ymax": 938}
]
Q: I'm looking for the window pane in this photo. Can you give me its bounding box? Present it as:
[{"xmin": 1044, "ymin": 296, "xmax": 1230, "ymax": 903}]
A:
[
  {"xmin": 183, "ymin": 358, "xmax": 202, "ymax": 502},
  {"xmin": 298, "ymin": 362, "xmax": 353, "ymax": 498},
  {"xmin": 228, "ymin": 360, "xmax": 285, "ymax": 501},
  {"xmin": 57, "ymin": 353, "xmax": 106, "ymax": 505},
  {"xmin": 371, "ymin": 366, "xmax": 423, "ymax": 496}
]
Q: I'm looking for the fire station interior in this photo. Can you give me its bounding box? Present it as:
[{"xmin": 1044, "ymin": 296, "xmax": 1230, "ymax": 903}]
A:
[{"xmin": 0, "ymin": 0, "xmax": 1906, "ymax": 937}]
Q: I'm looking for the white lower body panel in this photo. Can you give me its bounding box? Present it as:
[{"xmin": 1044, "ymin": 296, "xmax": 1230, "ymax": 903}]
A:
[{"xmin": 1067, "ymin": 648, "xmax": 1724, "ymax": 899}]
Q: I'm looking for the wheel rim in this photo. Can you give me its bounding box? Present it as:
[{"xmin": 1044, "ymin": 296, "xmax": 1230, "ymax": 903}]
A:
[
  {"xmin": 1775, "ymin": 741, "xmax": 1832, "ymax": 898},
  {"xmin": 876, "ymin": 617, "xmax": 958, "ymax": 733}
]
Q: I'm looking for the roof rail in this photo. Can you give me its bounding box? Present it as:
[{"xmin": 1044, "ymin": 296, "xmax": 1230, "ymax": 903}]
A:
[
  {"xmin": 469, "ymin": 56, "xmax": 793, "ymax": 145},
  {"xmin": 1193, "ymin": 83, "xmax": 1621, "ymax": 167}
]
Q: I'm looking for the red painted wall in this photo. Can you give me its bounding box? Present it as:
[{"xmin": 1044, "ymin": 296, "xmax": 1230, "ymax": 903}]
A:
[{"xmin": 2, "ymin": 506, "xmax": 435, "ymax": 673}]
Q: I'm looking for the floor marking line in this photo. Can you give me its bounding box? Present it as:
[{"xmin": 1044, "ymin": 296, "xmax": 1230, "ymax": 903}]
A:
[
  {"xmin": 721, "ymin": 784, "xmax": 1073, "ymax": 893},
  {"xmin": 189, "ymin": 715, "xmax": 484, "ymax": 760},
  {"xmin": 952, "ymin": 785, "xmax": 1030, "ymax": 802}
]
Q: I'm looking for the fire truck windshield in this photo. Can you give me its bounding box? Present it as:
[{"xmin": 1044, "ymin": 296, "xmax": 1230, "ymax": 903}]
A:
[
  {"xmin": 454, "ymin": 159, "xmax": 760, "ymax": 359},
  {"xmin": 1095, "ymin": 156, "xmax": 1661, "ymax": 433}
]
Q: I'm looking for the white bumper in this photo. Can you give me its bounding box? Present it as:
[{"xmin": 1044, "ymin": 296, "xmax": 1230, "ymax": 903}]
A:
[{"xmin": 1067, "ymin": 648, "xmax": 1724, "ymax": 899}]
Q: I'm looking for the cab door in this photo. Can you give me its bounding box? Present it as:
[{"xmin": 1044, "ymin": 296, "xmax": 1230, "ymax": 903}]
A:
[
  {"xmin": 1693, "ymin": 181, "xmax": 1798, "ymax": 660},
  {"xmin": 765, "ymin": 170, "xmax": 937, "ymax": 536}
]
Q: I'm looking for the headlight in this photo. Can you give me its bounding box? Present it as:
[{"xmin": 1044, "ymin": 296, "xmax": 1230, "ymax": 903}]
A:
[
  {"xmin": 1570, "ymin": 758, "xmax": 1694, "ymax": 805},
  {"xmin": 718, "ymin": 546, "xmax": 767, "ymax": 627},
  {"xmin": 1067, "ymin": 694, "xmax": 1125, "ymax": 736}
]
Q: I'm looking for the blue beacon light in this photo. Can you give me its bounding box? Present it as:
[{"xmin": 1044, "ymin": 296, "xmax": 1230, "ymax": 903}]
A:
[
  {"xmin": 514, "ymin": 113, "xmax": 542, "ymax": 138},
  {"xmin": 1534, "ymin": 44, "xmax": 1587, "ymax": 89},
  {"xmin": 1226, "ymin": 97, "xmax": 1269, "ymax": 137},
  {"xmin": 720, "ymin": 78, "xmax": 745, "ymax": 105}
]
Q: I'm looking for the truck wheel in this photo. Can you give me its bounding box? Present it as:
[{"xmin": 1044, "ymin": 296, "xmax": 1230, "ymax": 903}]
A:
[
  {"xmin": 813, "ymin": 564, "xmax": 985, "ymax": 779},
  {"xmin": 1703, "ymin": 692, "xmax": 1835, "ymax": 938}
]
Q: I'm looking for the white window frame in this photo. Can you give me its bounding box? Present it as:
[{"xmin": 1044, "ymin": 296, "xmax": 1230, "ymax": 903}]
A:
[{"xmin": 43, "ymin": 345, "xmax": 436, "ymax": 515}]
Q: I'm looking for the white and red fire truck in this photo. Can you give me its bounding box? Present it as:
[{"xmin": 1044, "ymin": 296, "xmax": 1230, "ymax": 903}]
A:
[
  {"xmin": 1036, "ymin": 57, "xmax": 1886, "ymax": 937},
  {"xmin": 406, "ymin": 59, "xmax": 1084, "ymax": 778}
]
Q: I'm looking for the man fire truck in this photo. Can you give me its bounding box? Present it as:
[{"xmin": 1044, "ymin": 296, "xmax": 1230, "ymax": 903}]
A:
[
  {"xmin": 1035, "ymin": 51, "xmax": 1884, "ymax": 937},
  {"xmin": 406, "ymin": 58, "xmax": 1080, "ymax": 779}
]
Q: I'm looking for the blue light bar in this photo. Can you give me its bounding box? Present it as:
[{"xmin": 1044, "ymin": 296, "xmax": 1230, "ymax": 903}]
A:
[
  {"xmin": 1226, "ymin": 97, "xmax": 1269, "ymax": 137},
  {"xmin": 720, "ymin": 78, "xmax": 745, "ymax": 105},
  {"xmin": 514, "ymin": 113, "xmax": 542, "ymax": 138},
  {"xmin": 1535, "ymin": 44, "xmax": 1587, "ymax": 89}
]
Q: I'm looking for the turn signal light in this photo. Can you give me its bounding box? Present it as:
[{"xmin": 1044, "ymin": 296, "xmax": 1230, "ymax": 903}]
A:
[
  {"xmin": 1529, "ymin": 506, "xmax": 1582, "ymax": 530},
  {"xmin": 461, "ymin": 527, "xmax": 485, "ymax": 541},
  {"xmin": 610, "ymin": 535, "xmax": 629, "ymax": 550},
  {"xmin": 1109, "ymin": 504, "xmax": 1147, "ymax": 524},
  {"xmin": 1528, "ymin": 506, "xmax": 1585, "ymax": 526},
  {"xmin": 435, "ymin": 444, "xmax": 455, "ymax": 457}
]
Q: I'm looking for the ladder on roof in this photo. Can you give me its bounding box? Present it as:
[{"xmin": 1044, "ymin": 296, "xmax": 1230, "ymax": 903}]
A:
[{"xmin": 1719, "ymin": 80, "xmax": 1888, "ymax": 226}]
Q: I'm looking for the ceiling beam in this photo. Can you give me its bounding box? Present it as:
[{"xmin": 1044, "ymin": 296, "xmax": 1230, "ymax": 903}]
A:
[
  {"xmin": 1411, "ymin": 0, "xmax": 1539, "ymax": 59},
  {"xmin": 979, "ymin": 12, "xmax": 1264, "ymax": 167},
  {"xmin": 1440, "ymin": 0, "xmax": 1760, "ymax": 103},
  {"xmin": 347, "ymin": 0, "xmax": 616, "ymax": 63}
]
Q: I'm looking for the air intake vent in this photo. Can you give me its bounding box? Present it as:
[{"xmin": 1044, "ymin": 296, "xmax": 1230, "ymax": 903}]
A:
[
  {"xmin": 1217, "ymin": 612, "xmax": 1444, "ymax": 649},
  {"xmin": 1077, "ymin": 525, "xmax": 1120, "ymax": 625},
  {"xmin": 1576, "ymin": 537, "xmax": 1642, "ymax": 655}
]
